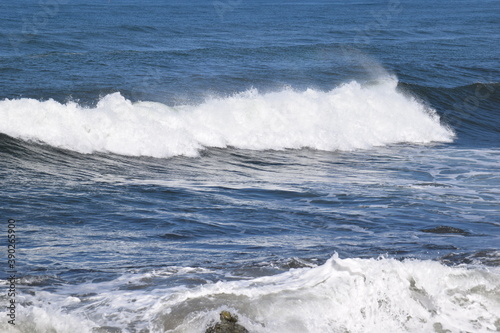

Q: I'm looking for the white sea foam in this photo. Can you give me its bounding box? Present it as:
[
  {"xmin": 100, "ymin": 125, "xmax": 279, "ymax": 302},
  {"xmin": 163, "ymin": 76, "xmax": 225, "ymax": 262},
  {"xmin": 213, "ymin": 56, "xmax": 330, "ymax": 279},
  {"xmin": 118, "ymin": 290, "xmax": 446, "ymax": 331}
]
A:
[
  {"xmin": 0, "ymin": 77, "xmax": 454, "ymax": 158},
  {"xmin": 2, "ymin": 255, "xmax": 499, "ymax": 333}
]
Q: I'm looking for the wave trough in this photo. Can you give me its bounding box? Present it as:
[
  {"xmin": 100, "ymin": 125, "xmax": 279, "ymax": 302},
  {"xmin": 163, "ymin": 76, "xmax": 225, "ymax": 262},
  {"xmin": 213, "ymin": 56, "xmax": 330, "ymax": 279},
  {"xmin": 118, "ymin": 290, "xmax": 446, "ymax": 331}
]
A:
[{"xmin": 0, "ymin": 77, "xmax": 454, "ymax": 158}]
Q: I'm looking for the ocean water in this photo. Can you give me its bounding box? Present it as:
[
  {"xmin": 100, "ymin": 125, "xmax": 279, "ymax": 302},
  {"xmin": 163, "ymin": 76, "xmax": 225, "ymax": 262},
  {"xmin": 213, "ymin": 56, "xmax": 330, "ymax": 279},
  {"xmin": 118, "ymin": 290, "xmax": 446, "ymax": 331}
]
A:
[{"xmin": 1, "ymin": 0, "xmax": 499, "ymax": 332}]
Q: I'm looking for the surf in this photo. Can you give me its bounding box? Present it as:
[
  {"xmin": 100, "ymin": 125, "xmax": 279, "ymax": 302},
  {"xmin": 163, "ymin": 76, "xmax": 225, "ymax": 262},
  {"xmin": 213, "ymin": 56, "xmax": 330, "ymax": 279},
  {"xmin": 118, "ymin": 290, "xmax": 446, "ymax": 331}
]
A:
[
  {"xmin": 0, "ymin": 76, "xmax": 454, "ymax": 158},
  {"xmin": 2, "ymin": 254, "xmax": 499, "ymax": 333}
]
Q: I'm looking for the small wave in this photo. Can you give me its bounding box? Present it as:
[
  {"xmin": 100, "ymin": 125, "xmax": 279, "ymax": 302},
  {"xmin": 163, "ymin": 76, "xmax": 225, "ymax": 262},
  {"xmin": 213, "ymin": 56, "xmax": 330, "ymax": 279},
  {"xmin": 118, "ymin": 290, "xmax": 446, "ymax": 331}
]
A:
[
  {"xmin": 2, "ymin": 254, "xmax": 498, "ymax": 333},
  {"xmin": 0, "ymin": 77, "xmax": 454, "ymax": 158},
  {"xmin": 118, "ymin": 24, "xmax": 159, "ymax": 33}
]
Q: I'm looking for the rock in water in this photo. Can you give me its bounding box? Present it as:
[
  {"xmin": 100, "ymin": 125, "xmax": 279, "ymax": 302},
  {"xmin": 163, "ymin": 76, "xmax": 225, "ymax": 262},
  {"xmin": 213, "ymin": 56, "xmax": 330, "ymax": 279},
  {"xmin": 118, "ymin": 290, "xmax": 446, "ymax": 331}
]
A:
[
  {"xmin": 205, "ymin": 311, "xmax": 249, "ymax": 333},
  {"xmin": 91, "ymin": 327, "xmax": 122, "ymax": 333}
]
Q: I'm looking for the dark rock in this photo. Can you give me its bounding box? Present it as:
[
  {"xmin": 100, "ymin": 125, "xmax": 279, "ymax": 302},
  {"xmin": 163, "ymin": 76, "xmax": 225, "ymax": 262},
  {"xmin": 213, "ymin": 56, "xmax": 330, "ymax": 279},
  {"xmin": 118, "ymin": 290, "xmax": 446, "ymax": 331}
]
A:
[
  {"xmin": 206, "ymin": 311, "xmax": 249, "ymax": 333},
  {"xmin": 421, "ymin": 226, "xmax": 470, "ymax": 235}
]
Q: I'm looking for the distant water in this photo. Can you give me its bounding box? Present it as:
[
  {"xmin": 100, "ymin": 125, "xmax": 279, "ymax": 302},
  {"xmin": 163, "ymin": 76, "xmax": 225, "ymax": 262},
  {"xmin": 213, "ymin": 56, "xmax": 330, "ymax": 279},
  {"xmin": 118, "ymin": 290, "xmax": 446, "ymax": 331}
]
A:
[{"xmin": 1, "ymin": 1, "xmax": 499, "ymax": 332}]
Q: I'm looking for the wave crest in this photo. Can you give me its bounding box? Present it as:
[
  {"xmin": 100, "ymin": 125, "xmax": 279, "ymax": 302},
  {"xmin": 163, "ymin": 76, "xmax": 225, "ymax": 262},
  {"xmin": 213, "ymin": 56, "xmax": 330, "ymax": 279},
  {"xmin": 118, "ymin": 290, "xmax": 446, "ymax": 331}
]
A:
[{"xmin": 0, "ymin": 77, "xmax": 454, "ymax": 158}]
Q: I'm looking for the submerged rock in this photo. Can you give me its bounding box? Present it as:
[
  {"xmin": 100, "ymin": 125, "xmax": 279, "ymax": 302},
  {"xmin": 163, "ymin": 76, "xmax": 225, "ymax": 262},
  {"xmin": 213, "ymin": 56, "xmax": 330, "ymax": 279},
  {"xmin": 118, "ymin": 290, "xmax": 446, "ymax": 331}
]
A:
[
  {"xmin": 91, "ymin": 326, "xmax": 122, "ymax": 333},
  {"xmin": 206, "ymin": 311, "xmax": 249, "ymax": 333}
]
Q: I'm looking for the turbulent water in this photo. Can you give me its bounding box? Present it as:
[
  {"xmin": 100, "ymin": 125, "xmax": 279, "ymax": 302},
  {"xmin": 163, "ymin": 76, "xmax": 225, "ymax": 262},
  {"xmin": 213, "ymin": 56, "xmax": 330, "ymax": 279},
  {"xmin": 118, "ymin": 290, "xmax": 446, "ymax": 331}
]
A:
[{"xmin": 1, "ymin": 1, "xmax": 499, "ymax": 332}]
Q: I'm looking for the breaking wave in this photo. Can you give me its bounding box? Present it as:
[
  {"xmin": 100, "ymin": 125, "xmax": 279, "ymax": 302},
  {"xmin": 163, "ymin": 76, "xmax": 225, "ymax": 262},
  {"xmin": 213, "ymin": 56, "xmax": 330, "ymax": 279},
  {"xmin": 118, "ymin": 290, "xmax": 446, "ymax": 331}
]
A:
[
  {"xmin": 2, "ymin": 254, "xmax": 499, "ymax": 333},
  {"xmin": 0, "ymin": 77, "xmax": 454, "ymax": 158}
]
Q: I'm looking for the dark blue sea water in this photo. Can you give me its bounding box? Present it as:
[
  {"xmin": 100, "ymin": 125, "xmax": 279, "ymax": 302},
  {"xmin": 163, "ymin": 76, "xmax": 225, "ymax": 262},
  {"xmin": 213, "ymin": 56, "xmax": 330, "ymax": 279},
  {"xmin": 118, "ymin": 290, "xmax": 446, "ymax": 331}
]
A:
[{"xmin": 1, "ymin": 1, "xmax": 499, "ymax": 332}]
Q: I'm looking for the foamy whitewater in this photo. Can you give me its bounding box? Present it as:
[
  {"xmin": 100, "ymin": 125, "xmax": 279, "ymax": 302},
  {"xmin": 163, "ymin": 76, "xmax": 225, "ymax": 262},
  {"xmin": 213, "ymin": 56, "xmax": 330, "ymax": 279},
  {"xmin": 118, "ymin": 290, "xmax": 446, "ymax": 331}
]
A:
[
  {"xmin": 3, "ymin": 255, "xmax": 499, "ymax": 333},
  {"xmin": 0, "ymin": 77, "xmax": 453, "ymax": 158}
]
